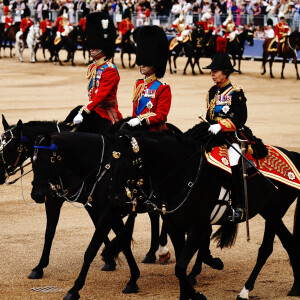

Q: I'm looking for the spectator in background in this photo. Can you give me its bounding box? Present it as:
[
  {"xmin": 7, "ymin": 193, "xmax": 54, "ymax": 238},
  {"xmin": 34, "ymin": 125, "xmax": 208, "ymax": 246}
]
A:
[
  {"xmin": 231, "ymin": 0, "xmax": 238, "ymax": 22},
  {"xmin": 252, "ymin": 0, "xmax": 262, "ymax": 26},
  {"xmin": 266, "ymin": 0, "xmax": 277, "ymax": 25},
  {"xmin": 245, "ymin": 0, "xmax": 254, "ymax": 24},
  {"xmin": 254, "ymin": 24, "xmax": 265, "ymax": 38},
  {"xmin": 219, "ymin": 0, "xmax": 227, "ymax": 23},
  {"xmin": 171, "ymin": 0, "xmax": 182, "ymax": 18},
  {"xmin": 277, "ymin": 0, "xmax": 290, "ymax": 19},
  {"xmin": 35, "ymin": 0, "xmax": 43, "ymax": 21},
  {"xmin": 236, "ymin": 1, "xmax": 246, "ymax": 25},
  {"xmin": 292, "ymin": 0, "xmax": 300, "ymax": 30}
]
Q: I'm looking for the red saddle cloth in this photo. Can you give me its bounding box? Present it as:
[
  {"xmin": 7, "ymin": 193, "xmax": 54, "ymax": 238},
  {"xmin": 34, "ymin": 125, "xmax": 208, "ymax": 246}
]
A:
[{"xmin": 205, "ymin": 145, "xmax": 300, "ymax": 190}]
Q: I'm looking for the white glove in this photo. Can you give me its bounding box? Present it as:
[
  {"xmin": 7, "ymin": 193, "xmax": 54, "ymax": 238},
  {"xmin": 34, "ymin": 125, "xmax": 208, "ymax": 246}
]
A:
[
  {"xmin": 208, "ymin": 123, "xmax": 222, "ymax": 135},
  {"xmin": 73, "ymin": 111, "xmax": 83, "ymax": 125},
  {"xmin": 127, "ymin": 117, "xmax": 141, "ymax": 127}
]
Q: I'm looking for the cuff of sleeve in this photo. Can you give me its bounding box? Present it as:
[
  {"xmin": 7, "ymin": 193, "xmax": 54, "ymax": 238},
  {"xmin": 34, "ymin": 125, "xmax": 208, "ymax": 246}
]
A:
[
  {"xmin": 80, "ymin": 106, "xmax": 91, "ymax": 114},
  {"xmin": 138, "ymin": 113, "xmax": 156, "ymax": 126},
  {"xmin": 218, "ymin": 119, "xmax": 236, "ymax": 132}
]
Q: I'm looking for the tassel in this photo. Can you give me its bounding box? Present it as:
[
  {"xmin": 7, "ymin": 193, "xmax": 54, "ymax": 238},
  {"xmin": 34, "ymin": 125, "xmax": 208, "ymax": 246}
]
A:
[{"xmin": 248, "ymin": 144, "xmax": 253, "ymax": 155}]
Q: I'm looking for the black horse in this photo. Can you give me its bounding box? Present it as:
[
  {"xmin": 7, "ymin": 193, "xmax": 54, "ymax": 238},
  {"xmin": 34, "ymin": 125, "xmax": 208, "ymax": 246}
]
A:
[
  {"xmin": 39, "ymin": 27, "xmax": 56, "ymax": 61},
  {"xmin": 227, "ymin": 28, "xmax": 254, "ymax": 74},
  {"xmin": 104, "ymin": 125, "xmax": 300, "ymax": 299},
  {"xmin": 117, "ymin": 29, "xmax": 136, "ymax": 68},
  {"xmin": 53, "ymin": 27, "xmax": 78, "ymax": 66},
  {"xmin": 28, "ymin": 129, "xmax": 226, "ymax": 299},
  {"xmin": 261, "ymin": 31, "xmax": 300, "ymax": 80},
  {"xmin": 76, "ymin": 25, "xmax": 89, "ymax": 64}
]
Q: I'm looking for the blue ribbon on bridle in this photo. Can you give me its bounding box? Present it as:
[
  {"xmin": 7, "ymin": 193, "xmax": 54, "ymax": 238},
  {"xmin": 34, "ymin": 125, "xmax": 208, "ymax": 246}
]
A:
[{"xmin": 34, "ymin": 144, "xmax": 58, "ymax": 151}]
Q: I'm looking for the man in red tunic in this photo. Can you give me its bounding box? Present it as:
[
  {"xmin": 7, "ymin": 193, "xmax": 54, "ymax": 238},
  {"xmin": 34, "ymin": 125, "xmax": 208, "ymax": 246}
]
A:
[
  {"xmin": 4, "ymin": 11, "xmax": 13, "ymax": 31},
  {"xmin": 78, "ymin": 8, "xmax": 89, "ymax": 33},
  {"xmin": 274, "ymin": 13, "xmax": 291, "ymax": 55},
  {"xmin": 20, "ymin": 10, "xmax": 33, "ymax": 42},
  {"xmin": 40, "ymin": 11, "xmax": 52, "ymax": 35},
  {"xmin": 127, "ymin": 25, "xmax": 171, "ymax": 132},
  {"xmin": 117, "ymin": 8, "xmax": 134, "ymax": 45},
  {"xmin": 73, "ymin": 12, "xmax": 122, "ymax": 131},
  {"xmin": 197, "ymin": 12, "xmax": 214, "ymax": 34}
]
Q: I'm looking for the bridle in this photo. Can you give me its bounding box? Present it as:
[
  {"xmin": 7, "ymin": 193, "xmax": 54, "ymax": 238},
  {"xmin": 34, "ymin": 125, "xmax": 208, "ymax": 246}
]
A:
[
  {"xmin": 0, "ymin": 126, "xmax": 32, "ymax": 184},
  {"xmin": 117, "ymin": 136, "xmax": 205, "ymax": 215},
  {"xmin": 34, "ymin": 135, "xmax": 112, "ymax": 208}
]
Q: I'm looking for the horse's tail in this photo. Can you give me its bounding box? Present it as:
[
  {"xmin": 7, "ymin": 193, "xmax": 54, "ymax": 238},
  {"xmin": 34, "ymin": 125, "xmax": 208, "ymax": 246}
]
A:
[
  {"xmin": 101, "ymin": 212, "xmax": 137, "ymax": 263},
  {"xmin": 211, "ymin": 223, "xmax": 239, "ymax": 249}
]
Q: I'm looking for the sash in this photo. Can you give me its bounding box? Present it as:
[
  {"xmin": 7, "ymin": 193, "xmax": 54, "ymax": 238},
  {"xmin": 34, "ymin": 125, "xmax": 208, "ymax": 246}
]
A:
[
  {"xmin": 88, "ymin": 62, "xmax": 118, "ymax": 91},
  {"xmin": 136, "ymin": 80, "xmax": 161, "ymax": 115}
]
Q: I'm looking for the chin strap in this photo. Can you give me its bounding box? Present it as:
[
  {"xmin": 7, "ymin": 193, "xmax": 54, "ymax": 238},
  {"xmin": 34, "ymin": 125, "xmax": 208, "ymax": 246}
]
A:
[
  {"xmin": 91, "ymin": 49, "xmax": 102, "ymax": 58},
  {"xmin": 140, "ymin": 66, "xmax": 153, "ymax": 75}
]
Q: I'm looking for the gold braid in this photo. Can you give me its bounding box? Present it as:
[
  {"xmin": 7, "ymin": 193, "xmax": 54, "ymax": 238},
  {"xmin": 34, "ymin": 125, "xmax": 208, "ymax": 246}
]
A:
[{"xmin": 86, "ymin": 57, "xmax": 108, "ymax": 91}]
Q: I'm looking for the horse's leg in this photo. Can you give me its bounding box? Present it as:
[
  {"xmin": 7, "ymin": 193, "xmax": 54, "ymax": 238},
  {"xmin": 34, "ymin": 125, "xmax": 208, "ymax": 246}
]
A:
[
  {"xmin": 157, "ymin": 220, "xmax": 170, "ymax": 264},
  {"xmin": 183, "ymin": 58, "xmax": 189, "ymax": 75},
  {"xmin": 269, "ymin": 55, "xmax": 275, "ymax": 78},
  {"xmin": 110, "ymin": 217, "xmax": 140, "ymax": 293},
  {"xmin": 175, "ymin": 226, "xmax": 210, "ymax": 300},
  {"xmin": 128, "ymin": 53, "xmax": 131, "ymax": 68},
  {"xmin": 84, "ymin": 204, "xmax": 116, "ymax": 271},
  {"xmin": 237, "ymin": 219, "xmax": 277, "ymax": 300},
  {"xmin": 63, "ymin": 207, "xmax": 114, "ymax": 300},
  {"xmin": 142, "ymin": 212, "xmax": 159, "ymax": 263},
  {"xmin": 10, "ymin": 41, "xmax": 13, "ymax": 57},
  {"xmin": 121, "ymin": 51, "xmax": 125, "ymax": 68},
  {"xmin": 238, "ymin": 55, "xmax": 242, "ymax": 74},
  {"xmin": 173, "ymin": 55, "xmax": 178, "ymax": 74},
  {"xmin": 276, "ymin": 220, "xmax": 300, "ymax": 296},
  {"xmin": 188, "ymin": 246, "xmax": 224, "ymax": 286},
  {"xmin": 281, "ymin": 57, "xmax": 286, "ymax": 79},
  {"xmin": 196, "ymin": 57, "xmax": 204, "ymax": 74},
  {"xmin": 293, "ymin": 56, "xmax": 300, "ymax": 80},
  {"xmin": 261, "ymin": 53, "xmax": 267, "ymax": 75},
  {"xmin": 28, "ymin": 197, "xmax": 63, "ymax": 279},
  {"xmin": 71, "ymin": 52, "xmax": 75, "ymax": 66},
  {"xmin": 168, "ymin": 56, "xmax": 173, "ymax": 74}
]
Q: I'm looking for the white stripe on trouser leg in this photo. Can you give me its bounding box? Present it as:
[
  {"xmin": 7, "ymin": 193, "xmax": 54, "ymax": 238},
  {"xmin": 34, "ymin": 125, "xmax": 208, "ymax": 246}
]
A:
[{"xmin": 228, "ymin": 143, "xmax": 241, "ymax": 167}]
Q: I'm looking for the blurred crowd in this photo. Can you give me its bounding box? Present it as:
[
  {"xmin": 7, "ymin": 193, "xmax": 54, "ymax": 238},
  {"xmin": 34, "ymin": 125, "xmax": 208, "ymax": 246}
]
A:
[{"xmin": 0, "ymin": 0, "xmax": 299, "ymax": 36}]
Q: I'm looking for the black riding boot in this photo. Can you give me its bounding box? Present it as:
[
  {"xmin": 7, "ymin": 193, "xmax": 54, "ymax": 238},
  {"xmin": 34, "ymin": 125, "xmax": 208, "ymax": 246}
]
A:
[{"xmin": 228, "ymin": 165, "xmax": 244, "ymax": 222}]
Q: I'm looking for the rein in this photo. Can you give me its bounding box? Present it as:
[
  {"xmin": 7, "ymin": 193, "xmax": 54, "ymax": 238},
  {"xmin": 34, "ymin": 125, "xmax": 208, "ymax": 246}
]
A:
[
  {"xmin": 44, "ymin": 135, "xmax": 110, "ymax": 208},
  {"xmin": 123, "ymin": 136, "xmax": 205, "ymax": 215}
]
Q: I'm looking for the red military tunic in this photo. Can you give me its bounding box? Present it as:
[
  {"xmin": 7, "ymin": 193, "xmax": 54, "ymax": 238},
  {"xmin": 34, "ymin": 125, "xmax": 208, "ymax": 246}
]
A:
[
  {"xmin": 55, "ymin": 16, "xmax": 63, "ymax": 27},
  {"xmin": 118, "ymin": 19, "xmax": 134, "ymax": 35},
  {"xmin": 196, "ymin": 20, "xmax": 214, "ymax": 34},
  {"xmin": 274, "ymin": 21, "xmax": 290, "ymax": 40},
  {"xmin": 40, "ymin": 20, "xmax": 52, "ymax": 34},
  {"xmin": 57, "ymin": 19, "xmax": 72, "ymax": 34},
  {"xmin": 5, "ymin": 16, "xmax": 13, "ymax": 30},
  {"xmin": 132, "ymin": 74, "xmax": 172, "ymax": 131},
  {"xmin": 78, "ymin": 17, "xmax": 86, "ymax": 32},
  {"xmin": 20, "ymin": 17, "xmax": 33, "ymax": 32},
  {"xmin": 82, "ymin": 57, "xmax": 122, "ymax": 124}
]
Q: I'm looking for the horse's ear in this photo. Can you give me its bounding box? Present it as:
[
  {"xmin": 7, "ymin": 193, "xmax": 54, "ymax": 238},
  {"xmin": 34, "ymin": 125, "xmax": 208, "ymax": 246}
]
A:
[
  {"xmin": 16, "ymin": 119, "xmax": 23, "ymax": 131},
  {"xmin": 2, "ymin": 114, "xmax": 9, "ymax": 130}
]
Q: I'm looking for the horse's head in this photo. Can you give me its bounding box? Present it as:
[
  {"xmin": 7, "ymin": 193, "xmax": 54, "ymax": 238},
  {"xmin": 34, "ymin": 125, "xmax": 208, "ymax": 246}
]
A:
[
  {"xmin": 31, "ymin": 134, "xmax": 56, "ymax": 203},
  {"xmin": 0, "ymin": 115, "xmax": 30, "ymax": 184},
  {"xmin": 32, "ymin": 24, "xmax": 41, "ymax": 39}
]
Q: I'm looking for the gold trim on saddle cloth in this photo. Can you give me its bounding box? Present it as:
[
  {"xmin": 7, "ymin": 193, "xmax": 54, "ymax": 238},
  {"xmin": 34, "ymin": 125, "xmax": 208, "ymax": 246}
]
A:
[
  {"xmin": 258, "ymin": 145, "xmax": 300, "ymax": 190},
  {"xmin": 205, "ymin": 145, "xmax": 232, "ymax": 174}
]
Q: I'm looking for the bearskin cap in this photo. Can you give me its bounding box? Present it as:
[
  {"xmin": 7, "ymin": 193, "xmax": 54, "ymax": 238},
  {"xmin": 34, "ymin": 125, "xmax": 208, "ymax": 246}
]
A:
[
  {"xmin": 204, "ymin": 37, "xmax": 234, "ymax": 73},
  {"xmin": 136, "ymin": 25, "xmax": 169, "ymax": 78},
  {"xmin": 23, "ymin": 7, "xmax": 31, "ymax": 18},
  {"xmin": 123, "ymin": 8, "xmax": 132, "ymax": 19},
  {"xmin": 86, "ymin": 12, "xmax": 116, "ymax": 59},
  {"xmin": 82, "ymin": 7, "xmax": 90, "ymax": 17},
  {"xmin": 42, "ymin": 10, "xmax": 49, "ymax": 20},
  {"xmin": 266, "ymin": 18, "xmax": 273, "ymax": 26}
]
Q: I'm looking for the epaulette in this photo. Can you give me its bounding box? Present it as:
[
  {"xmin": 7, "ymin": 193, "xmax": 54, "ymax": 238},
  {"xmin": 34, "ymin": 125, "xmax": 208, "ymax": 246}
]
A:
[
  {"xmin": 231, "ymin": 83, "xmax": 243, "ymax": 92},
  {"xmin": 157, "ymin": 78, "xmax": 167, "ymax": 85},
  {"xmin": 106, "ymin": 61, "xmax": 114, "ymax": 68}
]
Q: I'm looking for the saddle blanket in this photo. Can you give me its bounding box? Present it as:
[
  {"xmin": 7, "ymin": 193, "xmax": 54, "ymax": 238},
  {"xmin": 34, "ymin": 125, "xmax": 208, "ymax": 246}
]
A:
[{"xmin": 205, "ymin": 145, "xmax": 300, "ymax": 190}]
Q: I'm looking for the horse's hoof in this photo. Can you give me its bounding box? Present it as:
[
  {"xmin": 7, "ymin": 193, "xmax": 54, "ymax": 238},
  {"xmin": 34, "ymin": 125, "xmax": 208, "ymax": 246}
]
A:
[
  {"xmin": 101, "ymin": 260, "xmax": 116, "ymax": 271},
  {"xmin": 158, "ymin": 251, "xmax": 170, "ymax": 264},
  {"xmin": 63, "ymin": 292, "xmax": 80, "ymax": 300},
  {"xmin": 288, "ymin": 281, "xmax": 300, "ymax": 296},
  {"xmin": 261, "ymin": 71, "xmax": 266, "ymax": 75},
  {"xmin": 193, "ymin": 292, "xmax": 207, "ymax": 300},
  {"xmin": 142, "ymin": 253, "xmax": 156, "ymax": 264},
  {"xmin": 281, "ymin": 76, "xmax": 285, "ymax": 79},
  {"xmin": 122, "ymin": 283, "xmax": 138, "ymax": 294},
  {"xmin": 236, "ymin": 296, "xmax": 248, "ymax": 300},
  {"xmin": 28, "ymin": 269, "xmax": 44, "ymax": 279},
  {"xmin": 205, "ymin": 257, "xmax": 224, "ymax": 270}
]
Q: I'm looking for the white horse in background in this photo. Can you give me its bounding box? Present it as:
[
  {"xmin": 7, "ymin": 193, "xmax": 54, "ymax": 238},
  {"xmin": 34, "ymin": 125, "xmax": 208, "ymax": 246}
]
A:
[{"xmin": 15, "ymin": 24, "xmax": 40, "ymax": 63}]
